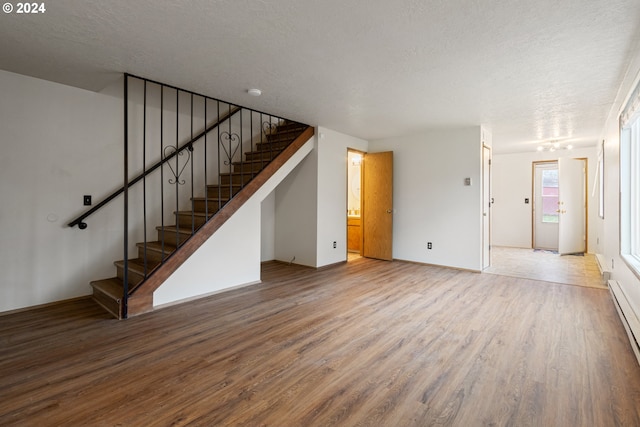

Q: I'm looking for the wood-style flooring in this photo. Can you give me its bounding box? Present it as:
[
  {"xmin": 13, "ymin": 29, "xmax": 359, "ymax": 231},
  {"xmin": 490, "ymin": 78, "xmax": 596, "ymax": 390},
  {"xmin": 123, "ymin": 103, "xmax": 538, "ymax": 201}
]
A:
[{"xmin": 1, "ymin": 258, "xmax": 639, "ymax": 426}]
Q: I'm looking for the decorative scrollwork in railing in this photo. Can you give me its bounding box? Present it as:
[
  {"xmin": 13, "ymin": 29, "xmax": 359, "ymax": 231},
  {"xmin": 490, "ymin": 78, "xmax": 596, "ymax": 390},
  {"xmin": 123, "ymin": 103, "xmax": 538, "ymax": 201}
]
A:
[
  {"xmin": 220, "ymin": 131, "xmax": 241, "ymax": 166},
  {"xmin": 164, "ymin": 144, "xmax": 192, "ymax": 185},
  {"xmin": 262, "ymin": 121, "xmax": 278, "ymax": 137}
]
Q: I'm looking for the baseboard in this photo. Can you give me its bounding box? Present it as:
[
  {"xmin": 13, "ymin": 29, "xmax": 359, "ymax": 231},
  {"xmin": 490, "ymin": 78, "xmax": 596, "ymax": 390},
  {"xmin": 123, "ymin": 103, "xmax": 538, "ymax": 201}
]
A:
[
  {"xmin": 0, "ymin": 295, "xmax": 92, "ymax": 317},
  {"xmin": 596, "ymin": 254, "xmax": 611, "ymax": 282},
  {"xmin": 608, "ymin": 280, "xmax": 640, "ymax": 366},
  {"xmin": 153, "ymin": 280, "xmax": 262, "ymax": 311}
]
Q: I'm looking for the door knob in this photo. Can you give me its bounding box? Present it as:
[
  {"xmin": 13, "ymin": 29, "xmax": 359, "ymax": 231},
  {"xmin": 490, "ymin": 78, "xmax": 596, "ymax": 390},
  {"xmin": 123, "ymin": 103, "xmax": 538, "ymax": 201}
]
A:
[{"xmin": 386, "ymin": 209, "xmax": 393, "ymax": 214}]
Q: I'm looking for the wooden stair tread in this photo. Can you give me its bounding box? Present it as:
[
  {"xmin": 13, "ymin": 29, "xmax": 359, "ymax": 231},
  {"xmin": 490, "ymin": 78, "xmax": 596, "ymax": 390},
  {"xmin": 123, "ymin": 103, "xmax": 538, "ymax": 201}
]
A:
[
  {"xmin": 90, "ymin": 278, "xmax": 123, "ymax": 301},
  {"xmin": 114, "ymin": 258, "xmax": 159, "ymax": 274},
  {"xmin": 175, "ymin": 211, "xmax": 214, "ymax": 217},
  {"xmin": 156, "ymin": 225, "xmax": 194, "ymax": 234},
  {"xmin": 207, "ymin": 184, "xmax": 244, "ymax": 189},
  {"xmin": 192, "ymin": 197, "xmax": 229, "ymax": 201},
  {"xmin": 232, "ymin": 158, "xmax": 275, "ymax": 166},
  {"xmin": 137, "ymin": 241, "xmax": 177, "ymax": 253}
]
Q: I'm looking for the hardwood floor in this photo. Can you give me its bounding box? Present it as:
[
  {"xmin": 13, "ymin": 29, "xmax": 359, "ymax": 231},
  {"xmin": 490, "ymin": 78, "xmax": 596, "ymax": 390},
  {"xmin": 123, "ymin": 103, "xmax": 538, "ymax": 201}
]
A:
[{"xmin": 1, "ymin": 258, "xmax": 639, "ymax": 426}]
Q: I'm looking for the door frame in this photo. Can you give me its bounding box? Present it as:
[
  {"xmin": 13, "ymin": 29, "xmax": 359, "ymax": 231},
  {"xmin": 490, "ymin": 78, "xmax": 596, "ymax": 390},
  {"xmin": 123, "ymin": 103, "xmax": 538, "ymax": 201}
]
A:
[
  {"xmin": 346, "ymin": 148, "xmax": 365, "ymax": 259},
  {"xmin": 530, "ymin": 158, "xmax": 588, "ymax": 251},
  {"xmin": 482, "ymin": 144, "xmax": 492, "ymax": 269},
  {"xmin": 532, "ymin": 160, "xmax": 559, "ymax": 250}
]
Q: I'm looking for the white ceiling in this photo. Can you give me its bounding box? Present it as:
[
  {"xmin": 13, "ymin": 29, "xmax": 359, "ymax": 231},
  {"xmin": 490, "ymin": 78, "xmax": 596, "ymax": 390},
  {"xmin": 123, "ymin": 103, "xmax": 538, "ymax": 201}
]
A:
[{"xmin": 1, "ymin": 0, "xmax": 639, "ymax": 153}]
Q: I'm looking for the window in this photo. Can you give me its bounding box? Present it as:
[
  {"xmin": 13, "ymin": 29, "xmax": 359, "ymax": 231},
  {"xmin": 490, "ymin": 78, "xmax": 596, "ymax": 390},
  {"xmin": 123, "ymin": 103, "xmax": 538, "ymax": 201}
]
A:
[
  {"xmin": 620, "ymin": 80, "xmax": 640, "ymax": 276},
  {"xmin": 541, "ymin": 168, "xmax": 559, "ymax": 223}
]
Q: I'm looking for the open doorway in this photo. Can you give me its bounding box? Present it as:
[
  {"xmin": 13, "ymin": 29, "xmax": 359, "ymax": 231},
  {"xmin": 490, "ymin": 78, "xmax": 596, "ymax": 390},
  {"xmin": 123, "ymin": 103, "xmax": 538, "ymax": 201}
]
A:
[
  {"xmin": 533, "ymin": 161, "xmax": 559, "ymax": 250},
  {"xmin": 532, "ymin": 158, "xmax": 587, "ymax": 254},
  {"xmin": 347, "ymin": 150, "xmax": 363, "ymax": 261}
]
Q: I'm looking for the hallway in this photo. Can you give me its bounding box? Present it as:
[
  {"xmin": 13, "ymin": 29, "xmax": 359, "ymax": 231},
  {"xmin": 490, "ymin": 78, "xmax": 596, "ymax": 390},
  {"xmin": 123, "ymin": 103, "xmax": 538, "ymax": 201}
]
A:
[{"xmin": 483, "ymin": 246, "xmax": 605, "ymax": 289}]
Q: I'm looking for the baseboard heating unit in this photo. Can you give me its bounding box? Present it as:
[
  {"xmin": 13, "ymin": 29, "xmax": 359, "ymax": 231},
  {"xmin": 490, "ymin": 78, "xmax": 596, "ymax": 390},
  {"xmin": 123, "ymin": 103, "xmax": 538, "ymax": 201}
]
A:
[
  {"xmin": 608, "ymin": 280, "xmax": 640, "ymax": 366},
  {"xmin": 596, "ymin": 254, "xmax": 611, "ymax": 282}
]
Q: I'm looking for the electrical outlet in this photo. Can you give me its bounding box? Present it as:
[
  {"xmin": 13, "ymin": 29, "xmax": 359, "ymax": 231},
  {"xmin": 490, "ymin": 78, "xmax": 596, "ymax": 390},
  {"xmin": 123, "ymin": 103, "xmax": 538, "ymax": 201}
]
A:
[
  {"xmin": 333, "ymin": 241, "xmax": 337, "ymax": 249},
  {"xmin": 83, "ymin": 195, "xmax": 92, "ymax": 206},
  {"xmin": 427, "ymin": 242, "xmax": 432, "ymax": 250}
]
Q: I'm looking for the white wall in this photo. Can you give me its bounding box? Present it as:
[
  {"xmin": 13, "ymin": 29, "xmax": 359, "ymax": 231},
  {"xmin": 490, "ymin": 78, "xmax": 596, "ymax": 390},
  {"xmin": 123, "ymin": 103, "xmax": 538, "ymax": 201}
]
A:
[
  {"xmin": 598, "ymin": 46, "xmax": 640, "ymax": 318},
  {"xmin": 273, "ymin": 139, "xmax": 319, "ymax": 267},
  {"xmin": 260, "ymin": 191, "xmax": 276, "ymax": 261},
  {"xmin": 0, "ymin": 70, "xmax": 124, "ymax": 313},
  {"xmin": 492, "ymin": 147, "xmax": 597, "ymax": 251},
  {"xmin": 316, "ymin": 127, "xmax": 368, "ymax": 267},
  {"xmin": 370, "ymin": 127, "xmax": 484, "ymax": 271}
]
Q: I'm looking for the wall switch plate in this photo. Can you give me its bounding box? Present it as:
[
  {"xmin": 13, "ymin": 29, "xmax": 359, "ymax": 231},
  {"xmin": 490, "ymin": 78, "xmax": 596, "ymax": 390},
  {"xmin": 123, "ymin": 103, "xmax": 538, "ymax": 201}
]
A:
[
  {"xmin": 83, "ymin": 195, "xmax": 92, "ymax": 206},
  {"xmin": 464, "ymin": 177, "xmax": 472, "ymax": 186},
  {"xmin": 427, "ymin": 242, "xmax": 432, "ymax": 249},
  {"xmin": 333, "ymin": 241, "xmax": 337, "ymax": 248},
  {"xmin": 525, "ymin": 198, "xmax": 529, "ymax": 204}
]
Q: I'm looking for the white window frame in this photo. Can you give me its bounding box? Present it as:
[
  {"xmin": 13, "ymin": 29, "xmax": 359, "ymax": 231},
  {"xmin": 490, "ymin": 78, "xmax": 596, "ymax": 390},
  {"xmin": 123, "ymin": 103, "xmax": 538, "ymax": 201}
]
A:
[{"xmin": 620, "ymin": 80, "xmax": 640, "ymax": 278}]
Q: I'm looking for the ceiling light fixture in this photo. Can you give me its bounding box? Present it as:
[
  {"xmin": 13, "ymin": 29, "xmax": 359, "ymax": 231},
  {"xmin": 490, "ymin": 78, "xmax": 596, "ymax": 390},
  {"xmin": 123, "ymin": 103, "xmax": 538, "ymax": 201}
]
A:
[
  {"xmin": 247, "ymin": 88, "xmax": 262, "ymax": 96},
  {"xmin": 536, "ymin": 140, "xmax": 574, "ymax": 152}
]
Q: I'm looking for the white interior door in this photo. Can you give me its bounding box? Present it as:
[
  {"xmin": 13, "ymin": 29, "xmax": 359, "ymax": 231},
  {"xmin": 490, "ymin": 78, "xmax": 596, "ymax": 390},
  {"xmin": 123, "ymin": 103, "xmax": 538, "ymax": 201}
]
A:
[
  {"xmin": 533, "ymin": 162, "xmax": 559, "ymax": 250},
  {"xmin": 558, "ymin": 158, "xmax": 586, "ymax": 255}
]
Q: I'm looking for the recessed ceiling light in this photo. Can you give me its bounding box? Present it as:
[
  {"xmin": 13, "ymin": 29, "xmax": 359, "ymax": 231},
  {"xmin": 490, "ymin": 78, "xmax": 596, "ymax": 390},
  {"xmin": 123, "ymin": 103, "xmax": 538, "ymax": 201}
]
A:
[{"xmin": 248, "ymin": 88, "xmax": 262, "ymax": 96}]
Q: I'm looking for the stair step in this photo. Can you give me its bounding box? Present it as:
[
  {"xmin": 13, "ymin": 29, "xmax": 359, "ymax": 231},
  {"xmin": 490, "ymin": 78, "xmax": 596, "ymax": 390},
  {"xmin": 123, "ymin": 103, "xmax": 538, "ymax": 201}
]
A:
[
  {"xmin": 192, "ymin": 197, "xmax": 227, "ymax": 213},
  {"xmin": 137, "ymin": 241, "xmax": 176, "ymax": 264},
  {"xmin": 232, "ymin": 159, "xmax": 270, "ymax": 173},
  {"xmin": 266, "ymin": 128, "xmax": 305, "ymax": 141},
  {"xmin": 266, "ymin": 121, "xmax": 306, "ymax": 133},
  {"xmin": 219, "ymin": 172, "xmax": 254, "ymax": 186},
  {"xmin": 255, "ymin": 139, "xmax": 294, "ymax": 152},
  {"xmin": 175, "ymin": 210, "xmax": 214, "ymax": 228},
  {"xmin": 244, "ymin": 149, "xmax": 283, "ymax": 162},
  {"xmin": 156, "ymin": 225, "xmax": 193, "ymax": 246},
  {"xmin": 90, "ymin": 278, "xmax": 124, "ymax": 319},
  {"xmin": 206, "ymin": 184, "xmax": 242, "ymax": 198},
  {"xmin": 115, "ymin": 258, "xmax": 159, "ymax": 287}
]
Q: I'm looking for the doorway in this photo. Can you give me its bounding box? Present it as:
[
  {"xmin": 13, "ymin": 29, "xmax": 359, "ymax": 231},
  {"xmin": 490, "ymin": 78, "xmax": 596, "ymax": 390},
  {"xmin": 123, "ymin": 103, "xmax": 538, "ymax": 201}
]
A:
[
  {"xmin": 347, "ymin": 150, "xmax": 363, "ymax": 260},
  {"xmin": 482, "ymin": 145, "xmax": 492, "ymax": 269},
  {"xmin": 532, "ymin": 159, "xmax": 587, "ymax": 254},
  {"xmin": 533, "ymin": 162, "xmax": 559, "ymax": 250},
  {"xmin": 346, "ymin": 150, "xmax": 394, "ymax": 262}
]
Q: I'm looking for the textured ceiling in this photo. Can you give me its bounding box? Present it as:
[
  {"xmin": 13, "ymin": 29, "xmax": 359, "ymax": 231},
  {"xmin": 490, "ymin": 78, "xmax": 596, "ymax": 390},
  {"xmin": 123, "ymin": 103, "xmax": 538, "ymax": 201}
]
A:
[{"xmin": 1, "ymin": 0, "xmax": 639, "ymax": 153}]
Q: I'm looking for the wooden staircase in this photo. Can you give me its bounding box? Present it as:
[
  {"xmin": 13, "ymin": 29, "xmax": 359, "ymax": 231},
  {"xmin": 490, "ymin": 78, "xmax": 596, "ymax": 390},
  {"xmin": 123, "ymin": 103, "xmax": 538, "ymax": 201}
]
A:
[{"xmin": 91, "ymin": 121, "xmax": 313, "ymax": 319}]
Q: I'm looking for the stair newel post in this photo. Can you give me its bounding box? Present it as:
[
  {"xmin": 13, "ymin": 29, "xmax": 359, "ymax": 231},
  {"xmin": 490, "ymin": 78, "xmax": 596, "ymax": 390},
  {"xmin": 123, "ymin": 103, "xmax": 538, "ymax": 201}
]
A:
[
  {"xmin": 239, "ymin": 108, "xmax": 244, "ymax": 190},
  {"xmin": 249, "ymin": 112, "xmax": 254, "ymax": 179},
  {"xmin": 217, "ymin": 100, "xmax": 221, "ymax": 213},
  {"xmin": 227, "ymin": 103, "xmax": 232, "ymax": 198},
  {"xmin": 174, "ymin": 89, "xmax": 180, "ymax": 247},
  {"xmin": 189, "ymin": 93, "xmax": 195, "ymax": 235},
  {"xmin": 204, "ymin": 98, "xmax": 208, "ymax": 220},
  {"xmin": 160, "ymin": 85, "xmax": 165, "ymax": 262},
  {"xmin": 259, "ymin": 113, "xmax": 265, "ymax": 171},
  {"xmin": 122, "ymin": 74, "xmax": 130, "ymax": 319},
  {"xmin": 142, "ymin": 80, "xmax": 148, "ymax": 279}
]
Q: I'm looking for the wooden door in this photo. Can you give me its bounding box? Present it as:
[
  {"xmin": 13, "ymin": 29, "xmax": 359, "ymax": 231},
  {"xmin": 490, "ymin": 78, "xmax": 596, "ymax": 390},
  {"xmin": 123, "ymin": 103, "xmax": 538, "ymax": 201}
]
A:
[{"xmin": 362, "ymin": 151, "xmax": 393, "ymax": 260}]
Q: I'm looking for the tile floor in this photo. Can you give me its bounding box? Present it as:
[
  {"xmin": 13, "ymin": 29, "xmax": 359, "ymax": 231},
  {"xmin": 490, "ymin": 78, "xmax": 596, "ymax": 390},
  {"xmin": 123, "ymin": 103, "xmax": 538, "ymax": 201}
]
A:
[{"xmin": 483, "ymin": 246, "xmax": 606, "ymax": 289}]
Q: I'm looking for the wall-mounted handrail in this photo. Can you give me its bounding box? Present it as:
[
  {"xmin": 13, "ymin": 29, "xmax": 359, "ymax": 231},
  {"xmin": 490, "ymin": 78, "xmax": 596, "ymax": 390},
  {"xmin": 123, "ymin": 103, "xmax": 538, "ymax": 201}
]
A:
[{"xmin": 67, "ymin": 105, "xmax": 241, "ymax": 229}]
